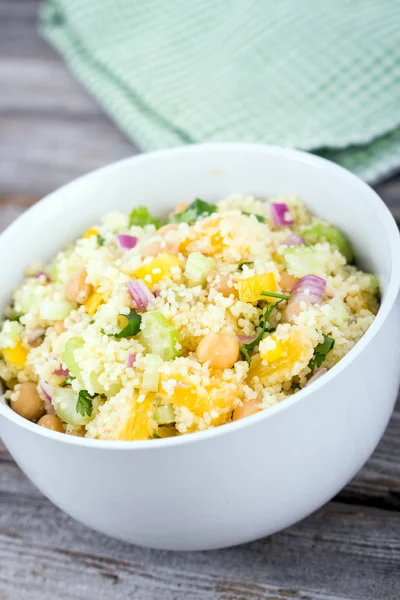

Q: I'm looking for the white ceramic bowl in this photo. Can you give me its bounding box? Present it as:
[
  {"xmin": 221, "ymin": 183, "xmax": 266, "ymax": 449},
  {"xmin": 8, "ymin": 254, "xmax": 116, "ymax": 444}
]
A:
[{"xmin": 0, "ymin": 144, "xmax": 399, "ymax": 551}]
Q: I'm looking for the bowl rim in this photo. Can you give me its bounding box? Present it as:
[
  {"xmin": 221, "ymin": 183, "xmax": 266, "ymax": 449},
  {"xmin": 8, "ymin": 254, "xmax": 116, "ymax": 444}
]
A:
[{"xmin": 1, "ymin": 142, "xmax": 399, "ymax": 450}]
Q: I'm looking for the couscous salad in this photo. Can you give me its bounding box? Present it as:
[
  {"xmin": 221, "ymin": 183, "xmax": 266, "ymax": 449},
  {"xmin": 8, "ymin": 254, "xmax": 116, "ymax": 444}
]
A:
[{"xmin": 0, "ymin": 195, "xmax": 379, "ymax": 440}]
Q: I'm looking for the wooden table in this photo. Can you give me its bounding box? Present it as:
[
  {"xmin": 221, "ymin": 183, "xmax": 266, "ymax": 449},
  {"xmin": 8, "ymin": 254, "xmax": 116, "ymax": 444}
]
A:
[{"xmin": 1, "ymin": 2, "xmax": 399, "ymax": 598}]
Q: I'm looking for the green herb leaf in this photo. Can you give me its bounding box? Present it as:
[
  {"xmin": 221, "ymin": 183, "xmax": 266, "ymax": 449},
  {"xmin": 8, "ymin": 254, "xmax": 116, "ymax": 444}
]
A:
[
  {"xmin": 308, "ymin": 334, "xmax": 335, "ymax": 373},
  {"xmin": 238, "ymin": 262, "xmax": 254, "ymax": 271},
  {"xmin": 9, "ymin": 315, "xmax": 22, "ymax": 322},
  {"xmin": 242, "ymin": 211, "xmax": 266, "ymax": 223},
  {"xmin": 261, "ymin": 290, "xmax": 292, "ymax": 301},
  {"xmin": 239, "ymin": 299, "xmax": 284, "ymax": 364},
  {"xmin": 171, "ymin": 198, "xmax": 217, "ymax": 224},
  {"xmin": 76, "ymin": 389, "xmax": 96, "ymax": 417},
  {"xmin": 153, "ymin": 433, "xmax": 161, "ymax": 439},
  {"xmin": 291, "ymin": 380, "xmax": 301, "ymax": 390},
  {"xmin": 97, "ymin": 234, "xmax": 105, "ymax": 246},
  {"xmin": 129, "ymin": 206, "xmax": 162, "ymax": 228},
  {"xmin": 113, "ymin": 309, "xmax": 142, "ymax": 339}
]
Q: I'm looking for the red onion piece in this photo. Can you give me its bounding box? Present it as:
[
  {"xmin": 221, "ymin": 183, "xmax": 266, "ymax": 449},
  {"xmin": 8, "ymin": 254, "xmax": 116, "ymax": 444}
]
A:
[
  {"xmin": 126, "ymin": 353, "xmax": 136, "ymax": 368},
  {"xmin": 237, "ymin": 334, "xmax": 257, "ymax": 344},
  {"xmin": 270, "ymin": 203, "xmax": 294, "ymax": 227},
  {"xmin": 306, "ymin": 368, "xmax": 327, "ymax": 387},
  {"xmin": 283, "ymin": 233, "xmax": 305, "ymax": 247},
  {"xmin": 126, "ymin": 280, "xmax": 155, "ymax": 311},
  {"xmin": 39, "ymin": 380, "xmax": 53, "ymax": 403},
  {"xmin": 53, "ymin": 366, "xmax": 69, "ymax": 378},
  {"xmin": 291, "ymin": 275, "xmax": 326, "ymax": 304},
  {"xmin": 35, "ymin": 271, "xmax": 50, "ymax": 282},
  {"xmin": 116, "ymin": 234, "xmax": 138, "ymax": 250}
]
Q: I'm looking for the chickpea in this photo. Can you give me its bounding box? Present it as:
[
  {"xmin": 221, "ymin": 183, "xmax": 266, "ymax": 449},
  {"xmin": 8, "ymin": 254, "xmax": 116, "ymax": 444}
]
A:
[
  {"xmin": 280, "ymin": 272, "xmax": 297, "ymax": 293},
  {"xmin": 37, "ymin": 414, "xmax": 64, "ymax": 433},
  {"xmin": 142, "ymin": 237, "xmax": 179, "ymax": 258},
  {"xmin": 285, "ymin": 297, "xmax": 311, "ymax": 324},
  {"xmin": 65, "ymin": 268, "xmax": 93, "ymax": 304},
  {"xmin": 142, "ymin": 241, "xmax": 163, "ymax": 258},
  {"xmin": 174, "ymin": 202, "xmax": 189, "ymax": 214},
  {"xmin": 54, "ymin": 321, "xmax": 66, "ymax": 335},
  {"xmin": 209, "ymin": 273, "xmax": 238, "ymax": 298},
  {"xmin": 158, "ymin": 224, "xmax": 179, "ymax": 237},
  {"xmin": 232, "ymin": 398, "xmax": 261, "ymax": 421},
  {"xmin": 10, "ymin": 383, "xmax": 45, "ymax": 421},
  {"xmin": 196, "ymin": 333, "xmax": 239, "ymax": 369}
]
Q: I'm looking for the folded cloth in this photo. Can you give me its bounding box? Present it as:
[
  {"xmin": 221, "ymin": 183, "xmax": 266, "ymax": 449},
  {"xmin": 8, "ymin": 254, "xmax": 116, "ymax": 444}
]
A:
[{"xmin": 40, "ymin": 0, "xmax": 400, "ymax": 182}]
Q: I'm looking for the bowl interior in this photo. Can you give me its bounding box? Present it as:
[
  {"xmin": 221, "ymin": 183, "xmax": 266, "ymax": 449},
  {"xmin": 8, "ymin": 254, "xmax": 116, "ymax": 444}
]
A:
[
  {"xmin": 0, "ymin": 144, "xmax": 394, "ymax": 308},
  {"xmin": 0, "ymin": 143, "xmax": 399, "ymax": 446}
]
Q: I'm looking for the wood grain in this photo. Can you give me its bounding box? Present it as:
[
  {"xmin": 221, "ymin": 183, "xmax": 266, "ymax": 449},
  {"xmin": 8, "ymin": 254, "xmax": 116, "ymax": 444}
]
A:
[
  {"xmin": 1, "ymin": 1, "xmax": 400, "ymax": 598},
  {"xmin": 0, "ymin": 457, "xmax": 399, "ymax": 600}
]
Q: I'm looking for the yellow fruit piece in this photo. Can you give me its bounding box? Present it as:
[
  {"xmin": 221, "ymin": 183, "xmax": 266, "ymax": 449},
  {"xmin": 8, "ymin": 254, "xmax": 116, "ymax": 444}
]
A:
[
  {"xmin": 237, "ymin": 272, "xmax": 277, "ymax": 304},
  {"xmin": 134, "ymin": 253, "xmax": 182, "ymax": 286},
  {"xmin": 118, "ymin": 394, "xmax": 156, "ymax": 440},
  {"xmin": 159, "ymin": 374, "xmax": 238, "ymax": 428},
  {"xmin": 83, "ymin": 228, "xmax": 99, "ymax": 238},
  {"xmin": 248, "ymin": 327, "xmax": 314, "ymax": 385},
  {"xmin": 2, "ymin": 342, "xmax": 28, "ymax": 367},
  {"xmin": 84, "ymin": 290, "xmax": 104, "ymax": 316}
]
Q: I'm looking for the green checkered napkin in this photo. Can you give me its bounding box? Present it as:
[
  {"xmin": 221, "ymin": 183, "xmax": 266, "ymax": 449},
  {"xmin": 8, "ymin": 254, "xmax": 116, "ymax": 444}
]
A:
[{"xmin": 40, "ymin": 0, "xmax": 400, "ymax": 182}]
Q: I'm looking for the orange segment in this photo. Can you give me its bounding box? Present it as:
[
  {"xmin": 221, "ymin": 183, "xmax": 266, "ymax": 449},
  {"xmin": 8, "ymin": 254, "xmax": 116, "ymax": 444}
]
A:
[
  {"xmin": 118, "ymin": 394, "xmax": 156, "ymax": 440},
  {"xmin": 249, "ymin": 327, "xmax": 314, "ymax": 385},
  {"xmin": 2, "ymin": 342, "xmax": 28, "ymax": 367},
  {"xmin": 134, "ymin": 253, "xmax": 182, "ymax": 286},
  {"xmin": 84, "ymin": 290, "xmax": 104, "ymax": 316},
  {"xmin": 83, "ymin": 228, "xmax": 99, "ymax": 238},
  {"xmin": 159, "ymin": 374, "xmax": 239, "ymax": 428},
  {"xmin": 237, "ymin": 272, "xmax": 277, "ymax": 304}
]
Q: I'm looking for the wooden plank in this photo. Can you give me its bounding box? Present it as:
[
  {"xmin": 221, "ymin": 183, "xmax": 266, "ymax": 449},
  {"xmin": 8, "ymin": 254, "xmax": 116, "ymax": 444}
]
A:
[{"xmin": 0, "ymin": 459, "xmax": 399, "ymax": 600}]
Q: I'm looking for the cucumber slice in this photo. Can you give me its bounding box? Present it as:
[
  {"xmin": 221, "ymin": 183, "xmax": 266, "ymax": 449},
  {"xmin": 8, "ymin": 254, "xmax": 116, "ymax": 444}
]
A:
[
  {"xmin": 330, "ymin": 299, "xmax": 350, "ymax": 326},
  {"xmin": 283, "ymin": 246, "xmax": 329, "ymax": 278},
  {"xmin": 303, "ymin": 223, "xmax": 353, "ymax": 263},
  {"xmin": 184, "ymin": 252, "xmax": 215, "ymax": 286},
  {"xmin": 154, "ymin": 404, "xmax": 175, "ymax": 425},
  {"xmin": 52, "ymin": 387, "xmax": 94, "ymax": 426},
  {"xmin": 40, "ymin": 299, "xmax": 77, "ymax": 320},
  {"xmin": 140, "ymin": 311, "xmax": 181, "ymax": 360}
]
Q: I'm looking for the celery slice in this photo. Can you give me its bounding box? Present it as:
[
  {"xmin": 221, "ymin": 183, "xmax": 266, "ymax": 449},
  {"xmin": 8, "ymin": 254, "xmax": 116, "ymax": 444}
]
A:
[
  {"xmin": 142, "ymin": 354, "xmax": 163, "ymax": 391},
  {"xmin": 61, "ymin": 337, "xmax": 84, "ymax": 379}
]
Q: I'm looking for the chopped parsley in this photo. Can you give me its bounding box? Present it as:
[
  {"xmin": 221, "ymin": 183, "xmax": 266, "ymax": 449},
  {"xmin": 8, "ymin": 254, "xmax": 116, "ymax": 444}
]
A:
[
  {"xmin": 102, "ymin": 309, "xmax": 142, "ymax": 339},
  {"xmin": 238, "ymin": 262, "xmax": 254, "ymax": 271},
  {"xmin": 64, "ymin": 375, "xmax": 75, "ymax": 386},
  {"xmin": 242, "ymin": 211, "xmax": 266, "ymax": 223},
  {"xmin": 308, "ymin": 334, "xmax": 335, "ymax": 373},
  {"xmin": 291, "ymin": 380, "xmax": 301, "ymax": 390},
  {"xmin": 97, "ymin": 234, "xmax": 105, "ymax": 246},
  {"xmin": 260, "ymin": 290, "xmax": 292, "ymax": 301},
  {"xmin": 153, "ymin": 433, "xmax": 161, "ymax": 439},
  {"xmin": 171, "ymin": 198, "xmax": 217, "ymax": 224},
  {"xmin": 76, "ymin": 389, "xmax": 96, "ymax": 417},
  {"xmin": 240, "ymin": 299, "xmax": 283, "ymax": 364},
  {"xmin": 129, "ymin": 206, "xmax": 162, "ymax": 228}
]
